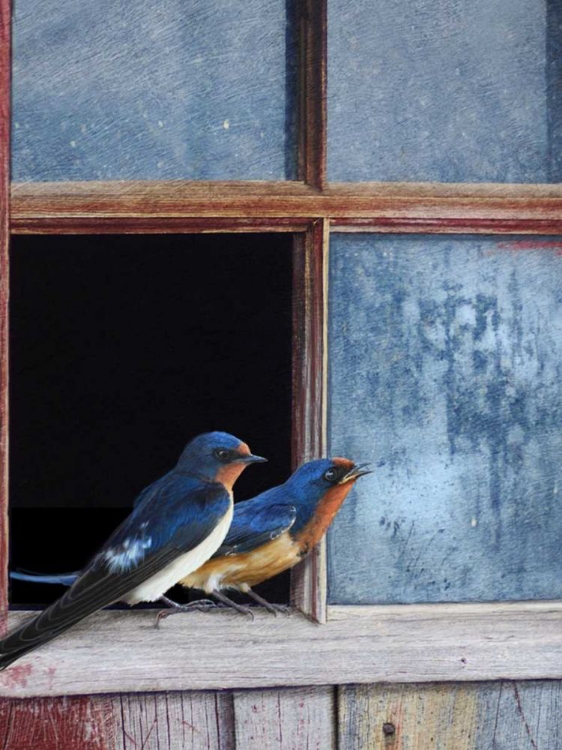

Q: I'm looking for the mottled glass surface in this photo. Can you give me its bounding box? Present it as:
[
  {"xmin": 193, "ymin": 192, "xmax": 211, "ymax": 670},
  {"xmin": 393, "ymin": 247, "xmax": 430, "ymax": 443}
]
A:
[
  {"xmin": 12, "ymin": 0, "xmax": 297, "ymax": 181},
  {"xmin": 328, "ymin": 0, "xmax": 562, "ymax": 182},
  {"xmin": 328, "ymin": 235, "xmax": 562, "ymax": 603}
]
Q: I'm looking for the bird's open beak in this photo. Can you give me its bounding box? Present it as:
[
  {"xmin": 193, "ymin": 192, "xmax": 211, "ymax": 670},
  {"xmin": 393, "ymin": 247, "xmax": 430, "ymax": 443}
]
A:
[
  {"xmin": 238, "ymin": 454, "xmax": 268, "ymax": 464},
  {"xmin": 340, "ymin": 463, "xmax": 372, "ymax": 483}
]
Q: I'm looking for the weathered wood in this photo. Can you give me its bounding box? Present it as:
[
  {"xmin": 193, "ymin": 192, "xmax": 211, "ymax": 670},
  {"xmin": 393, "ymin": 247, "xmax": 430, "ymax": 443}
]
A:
[
  {"xmin": 233, "ymin": 687, "xmax": 335, "ymax": 749},
  {"xmin": 0, "ymin": 0, "xmax": 10, "ymax": 636},
  {"xmin": 0, "ymin": 603, "xmax": 561, "ymax": 697},
  {"xmin": 10, "ymin": 181, "xmax": 562, "ymax": 234},
  {"xmin": 0, "ymin": 695, "xmax": 116, "ymax": 749},
  {"xmin": 297, "ymin": 0, "xmax": 326, "ymax": 188},
  {"xmin": 338, "ymin": 681, "xmax": 562, "ymax": 750},
  {"xmin": 114, "ymin": 692, "xmax": 235, "ymax": 750},
  {"xmin": 291, "ymin": 220, "xmax": 329, "ymax": 623},
  {"xmin": 0, "ymin": 692, "xmax": 235, "ymax": 749}
]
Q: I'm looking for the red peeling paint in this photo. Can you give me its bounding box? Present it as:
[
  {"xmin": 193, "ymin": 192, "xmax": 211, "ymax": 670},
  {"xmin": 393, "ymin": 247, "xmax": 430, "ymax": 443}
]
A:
[
  {"xmin": 0, "ymin": 696, "xmax": 115, "ymax": 749},
  {"xmin": 1, "ymin": 662, "xmax": 33, "ymax": 689},
  {"xmin": 495, "ymin": 240, "xmax": 562, "ymax": 255}
]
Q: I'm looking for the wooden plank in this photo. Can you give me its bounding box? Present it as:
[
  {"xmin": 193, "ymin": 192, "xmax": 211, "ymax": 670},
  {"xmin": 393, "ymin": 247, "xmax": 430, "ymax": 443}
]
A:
[
  {"xmin": 0, "ymin": 0, "xmax": 10, "ymax": 636},
  {"xmin": 291, "ymin": 220, "xmax": 328, "ymax": 622},
  {"xmin": 0, "ymin": 695, "xmax": 116, "ymax": 749},
  {"xmin": 0, "ymin": 602, "xmax": 561, "ymax": 696},
  {"xmin": 338, "ymin": 681, "xmax": 562, "ymax": 750},
  {"xmin": 297, "ymin": 0, "xmax": 327, "ymax": 188},
  {"xmin": 233, "ymin": 687, "xmax": 335, "ymax": 749},
  {"xmin": 0, "ymin": 692, "xmax": 235, "ymax": 749},
  {"xmin": 10, "ymin": 181, "xmax": 562, "ymax": 234},
  {"xmin": 114, "ymin": 692, "xmax": 234, "ymax": 750}
]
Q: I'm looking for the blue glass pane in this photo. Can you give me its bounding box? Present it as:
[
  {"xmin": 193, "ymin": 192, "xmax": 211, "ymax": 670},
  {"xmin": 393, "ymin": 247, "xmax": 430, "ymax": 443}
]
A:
[
  {"xmin": 328, "ymin": 234, "xmax": 562, "ymax": 603},
  {"xmin": 328, "ymin": 0, "xmax": 562, "ymax": 183},
  {"xmin": 12, "ymin": 0, "xmax": 296, "ymax": 181}
]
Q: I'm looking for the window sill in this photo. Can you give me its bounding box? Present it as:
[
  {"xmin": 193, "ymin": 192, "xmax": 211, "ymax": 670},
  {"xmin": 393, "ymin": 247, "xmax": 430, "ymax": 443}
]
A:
[{"xmin": 0, "ymin": 601, "xmax": 561, "ymax": 697}]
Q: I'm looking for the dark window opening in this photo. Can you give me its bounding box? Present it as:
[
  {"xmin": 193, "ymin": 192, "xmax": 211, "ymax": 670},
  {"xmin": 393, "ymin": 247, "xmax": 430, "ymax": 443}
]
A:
[{"xmin": 9, "ymin": 233, "xmax": 293, "ymax": 608}]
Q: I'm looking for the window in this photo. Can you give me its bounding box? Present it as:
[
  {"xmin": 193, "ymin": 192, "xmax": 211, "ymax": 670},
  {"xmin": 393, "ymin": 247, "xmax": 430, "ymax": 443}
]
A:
[
  {"xmin": 1, "ymin": 0, "xmax": 561, "ymax": 698},
  {"xmin": 9, "ymin": 233, "xmax": 293, "ymax": 609}
]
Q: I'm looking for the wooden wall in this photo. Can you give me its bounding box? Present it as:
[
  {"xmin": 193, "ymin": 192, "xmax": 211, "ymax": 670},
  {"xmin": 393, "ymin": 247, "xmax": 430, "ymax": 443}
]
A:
[{"xmin": 1, "ymin": 682, "xmax": 561, "ymax": 749}]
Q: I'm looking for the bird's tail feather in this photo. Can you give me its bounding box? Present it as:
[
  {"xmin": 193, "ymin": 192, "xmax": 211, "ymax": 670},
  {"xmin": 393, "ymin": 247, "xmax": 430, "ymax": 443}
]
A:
[
  {"xmin": 0, "ymin": 567, "xmax": 123, "ymax": 671},
  {"xmin": 10, "ymin": 570, "xmax": 78, "ymax": 586}
]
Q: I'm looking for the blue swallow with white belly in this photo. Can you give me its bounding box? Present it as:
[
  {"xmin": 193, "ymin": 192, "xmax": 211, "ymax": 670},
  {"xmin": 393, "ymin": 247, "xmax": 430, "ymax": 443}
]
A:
[{"xmin": 0, "ymin": 431, "xmax": 266, "ymax": 671}]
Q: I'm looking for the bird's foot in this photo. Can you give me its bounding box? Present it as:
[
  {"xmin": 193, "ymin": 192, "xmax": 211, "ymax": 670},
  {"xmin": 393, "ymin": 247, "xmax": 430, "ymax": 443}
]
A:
[
  {"xmin": 155, "ymin": 599, "xmax": 218, "ymax": 628},
  {"xmin": 243, "ymin": 587, "xmax": 291, "ymax": 616},
  {"xmin": 268, "ymin": 603, "xmax": 292, "ymax": 616},
  {"xmin": 212, "ymin": 590, "xmax": 255, "ymax": 620}
]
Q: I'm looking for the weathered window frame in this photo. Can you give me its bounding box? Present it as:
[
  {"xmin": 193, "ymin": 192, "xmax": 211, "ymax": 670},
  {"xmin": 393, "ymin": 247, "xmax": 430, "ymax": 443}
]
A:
[{"xmin": 1, "ymin": 0, "xmax": 562, "ymax": 698}]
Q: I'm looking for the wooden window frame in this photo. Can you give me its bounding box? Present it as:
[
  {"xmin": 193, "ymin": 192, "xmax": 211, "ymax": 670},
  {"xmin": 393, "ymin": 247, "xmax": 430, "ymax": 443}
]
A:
[{"xmin": 2, "ymin": 0, "xmax": 562, "ymax": 698}]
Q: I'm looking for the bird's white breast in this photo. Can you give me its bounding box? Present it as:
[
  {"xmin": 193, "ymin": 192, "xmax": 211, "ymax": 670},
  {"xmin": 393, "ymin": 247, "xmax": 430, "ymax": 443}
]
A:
[{"xmin": 124, "ymin": 499, "xmax": 233, "ymax": 605}]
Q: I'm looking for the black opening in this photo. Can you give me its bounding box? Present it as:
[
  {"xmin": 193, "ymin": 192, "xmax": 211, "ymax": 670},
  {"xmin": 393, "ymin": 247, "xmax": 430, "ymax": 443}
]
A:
[{"xmin": 9, "ymin": 233, "xmax": 293, "ymax": 608}]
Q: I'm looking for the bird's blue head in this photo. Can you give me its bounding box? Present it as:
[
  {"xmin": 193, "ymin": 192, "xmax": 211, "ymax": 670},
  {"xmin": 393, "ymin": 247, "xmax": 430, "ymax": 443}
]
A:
[
  {"xmin": 176, "ymin": 431, "xmax": 267, "ymax": 489},
  {"xmin": 284, "ymin": 457, "xmax": 371, "ymax": 535},
  {"xmin": 287, "ymin": 457, "xmax": 371, "ymax": 495}
]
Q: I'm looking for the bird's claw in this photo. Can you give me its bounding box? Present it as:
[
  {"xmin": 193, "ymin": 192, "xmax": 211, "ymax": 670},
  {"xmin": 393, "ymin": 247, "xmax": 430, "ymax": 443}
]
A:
[
  {"xmin": 271, "ymin": 603, "xmax": 291, "ymax": 616},
  {"xmin": 154, "ymin": 599, "xmax": 219, "ymax": 628}
]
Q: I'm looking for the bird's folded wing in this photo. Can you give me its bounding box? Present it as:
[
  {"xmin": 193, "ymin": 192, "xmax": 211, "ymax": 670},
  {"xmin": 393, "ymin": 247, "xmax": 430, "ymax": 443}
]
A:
[
  {"xmin": 0, "ymin": 476, "xmax": 230, "ymax": 657},
  {"xmin": 215, "ymin": 503, "xmax": 297, "ymax": 556}
]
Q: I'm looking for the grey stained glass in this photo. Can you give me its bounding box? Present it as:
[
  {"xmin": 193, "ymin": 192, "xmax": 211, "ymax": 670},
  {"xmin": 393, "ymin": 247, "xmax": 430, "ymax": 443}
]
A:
[
  {"xmin": 12, "ymin": 0, "xmax": 297, "ymax": 181},
  {"xmin": 328, "ymin": 234, "xmax": 562, "ymax": 604},
  {"xmin": 328, "ymin": 0, "xmax": 562, "ymax": 182}
]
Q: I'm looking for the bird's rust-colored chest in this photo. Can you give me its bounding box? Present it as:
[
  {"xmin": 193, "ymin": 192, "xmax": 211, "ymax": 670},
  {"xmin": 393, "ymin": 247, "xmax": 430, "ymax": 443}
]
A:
[
  {"xmin": 181, "ymin": 531, "xmax": 301, "ymax": 591},
  {"xmin": 295, "ymin": 482, "xmax": 354, "ymax": 556}
]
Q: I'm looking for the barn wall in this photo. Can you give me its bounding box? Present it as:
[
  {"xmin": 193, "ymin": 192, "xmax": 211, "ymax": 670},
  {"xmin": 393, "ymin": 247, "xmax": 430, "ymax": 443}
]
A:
[{"xmin": 1, "ymin": 682, "xmax": 560, "ymax": 749}]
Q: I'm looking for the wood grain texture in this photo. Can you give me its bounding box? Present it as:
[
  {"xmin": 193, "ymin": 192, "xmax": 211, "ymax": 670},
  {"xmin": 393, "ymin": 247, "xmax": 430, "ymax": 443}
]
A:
[
  {"xmin": 0, "ymin": 603, "xmax": 561, "ymax": 697},
  {"xmin": 338, "ymin": 681, "xmax": 562, "ymax": 750},
  {"xmin": 297, "ymin": 0, "xmax": 326, "ymax": 188},
  {"xmin": 0, "ymin": 692, "xmax": 235, "ymax": 749},
  {"xmin": 291, "ymin": 220, "xmax": 328, "ymax": 622},
  {"xmin": 114, "ymin": 692, "xmax": 235, "ymax": 750},
  {"xmin": 0, "ymin": 0, "xmax": 10, "ymax": 636},
  {"xmin": 0, "ymin": 695, "xmax": 116, "ymax": 749},
  {"xmin": 233, "ymin": 687, "xmax": 335, "ymax": 749},
  {"xmin": 10, "ymin": 181, "xmax": 562, "ymax": 234}
]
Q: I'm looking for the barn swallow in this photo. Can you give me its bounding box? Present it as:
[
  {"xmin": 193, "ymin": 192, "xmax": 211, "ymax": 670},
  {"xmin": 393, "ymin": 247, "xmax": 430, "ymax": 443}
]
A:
[
  {"xmin": 1, "ymin": 431, "xmax": 266, "ymax": 670},
  {"xmin": 15, "ymin": 458, "xmax": 369, "ymax": 620}
]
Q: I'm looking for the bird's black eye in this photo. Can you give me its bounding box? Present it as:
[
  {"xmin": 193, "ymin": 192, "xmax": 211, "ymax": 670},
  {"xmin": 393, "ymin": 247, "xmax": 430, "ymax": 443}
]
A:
[
  {"xmin": 323, "ymin": 468, "xmax": 338, "ymax": 483},
  {"xmin": 214, "ymin": 448, "xmax": 232, "ymax": 462}
]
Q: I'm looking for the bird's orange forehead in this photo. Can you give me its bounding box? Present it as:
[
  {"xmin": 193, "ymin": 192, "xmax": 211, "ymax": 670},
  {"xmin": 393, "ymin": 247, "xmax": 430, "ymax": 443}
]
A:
[
  {"xmin": 237, "ymin": 442, "xmax": 251, "ymax": 457},
  {"xmin": 332, "ymin": 457, "xmax": 355, "ymax": 472}
]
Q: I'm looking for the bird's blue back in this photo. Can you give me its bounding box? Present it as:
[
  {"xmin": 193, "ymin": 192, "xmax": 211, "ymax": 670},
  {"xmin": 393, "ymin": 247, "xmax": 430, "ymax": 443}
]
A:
[{"xmin": 214, "ymin": 459, "xmax": 335, "ymax": 557}]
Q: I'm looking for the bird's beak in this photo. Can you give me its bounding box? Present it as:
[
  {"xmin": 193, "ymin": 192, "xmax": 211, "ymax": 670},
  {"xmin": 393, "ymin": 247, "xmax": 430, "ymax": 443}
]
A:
[
  {"xmin": 238, "ymin": 454, "xmax": 268, "ymax": 464},
  {"xmin": 340, "ymin": 463, "xmax": 372, "ymax": 483}
]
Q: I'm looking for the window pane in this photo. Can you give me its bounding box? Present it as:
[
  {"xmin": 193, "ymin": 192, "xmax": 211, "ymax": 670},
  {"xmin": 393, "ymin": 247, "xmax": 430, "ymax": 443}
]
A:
[
  {"xmin": 12, "ymin": 0, "xmax": 297, "ymax": 181},
  {"xmin": 328, "ymin": 0, "xmax": 562, "ymax": 183},
  {"xmin": 9, "ymin": 233, "xmax": 293, "ymax": 607},
  {"xmin": 328, "ymin": 234, "xmax": 562, "ymax": 603}
]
